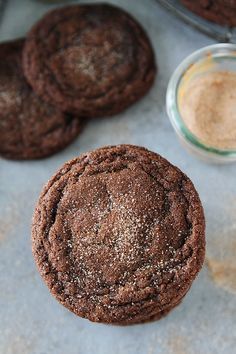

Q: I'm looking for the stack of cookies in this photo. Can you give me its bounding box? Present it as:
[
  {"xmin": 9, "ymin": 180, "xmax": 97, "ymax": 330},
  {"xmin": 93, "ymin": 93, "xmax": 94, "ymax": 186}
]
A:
[
  {"xmin": 180, "ymin": 0, "xmax": 236, "ymax": 27},
  {"xmin": 32, "ymin": 144, "xmax": 205, "ymax": 324},
  {"xmin": 0, "ymin": 3, "xmax": 156, "ymax": 160},
  {"xmin": 0, "ymin": 2, "xmax": 206, "ymax": 326}
]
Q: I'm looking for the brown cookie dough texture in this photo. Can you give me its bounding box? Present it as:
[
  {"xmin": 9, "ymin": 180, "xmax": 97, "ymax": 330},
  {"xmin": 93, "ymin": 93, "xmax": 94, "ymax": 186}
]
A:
[
  {"xmin": 181, "ymin": 0, "xmax": 236, "ymax": 27},
  {"xmin": 0, "ymin": 39, "xmax": 81, "ymax": 160},
  {"xmin": 32, "ymin": 145, "xmax": 205, "ymax": 324},
  {"xmin": 23, "ymin": 4, "xmax": 156, "ymax": 117}
]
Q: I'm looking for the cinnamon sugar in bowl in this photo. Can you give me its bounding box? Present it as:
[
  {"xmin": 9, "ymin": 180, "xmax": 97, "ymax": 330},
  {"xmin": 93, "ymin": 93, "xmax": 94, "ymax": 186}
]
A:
[{"xmin": 167, "ymin": 44, "xmax": 236, "ymax": 163}]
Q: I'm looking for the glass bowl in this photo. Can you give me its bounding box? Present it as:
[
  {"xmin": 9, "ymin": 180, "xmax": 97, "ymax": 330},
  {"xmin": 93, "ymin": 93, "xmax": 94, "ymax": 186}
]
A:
[{"xmin": 166, "ymin": 43, "xmax": 236, "ymax": 163}]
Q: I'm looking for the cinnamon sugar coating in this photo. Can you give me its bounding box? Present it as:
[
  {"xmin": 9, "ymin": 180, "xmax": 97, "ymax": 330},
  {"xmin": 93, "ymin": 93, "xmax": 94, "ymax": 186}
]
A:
[
  {"xmin": 32, "ymin": 145, "xmax": 205, "ymax": 324},
  {"xmin": 23, "ymin": 4, "xmax": 156, "ymax": 117}
]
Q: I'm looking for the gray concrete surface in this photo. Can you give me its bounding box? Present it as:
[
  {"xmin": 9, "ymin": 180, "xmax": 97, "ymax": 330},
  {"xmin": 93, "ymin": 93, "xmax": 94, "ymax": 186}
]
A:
[{"xmin": 0, "ymin": 1, "xmax": 236, "ymax": 353}]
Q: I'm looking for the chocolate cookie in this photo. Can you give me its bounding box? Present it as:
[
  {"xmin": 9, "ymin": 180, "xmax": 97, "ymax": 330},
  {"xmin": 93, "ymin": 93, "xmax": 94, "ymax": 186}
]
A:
[
  {"xmin": 23, "ymin": 4, "xmax": 156, "ymax": 117},
  {"xmin": 180, "ymin": 0, "xmax": 236, "ymax": 27},
  {"xmin": 32, "ymin": 145, "xmax": 205, "ymax": 324},
  {"xmin": 0, "ymin": 39, "xmax": 81, "ymax": 160}
]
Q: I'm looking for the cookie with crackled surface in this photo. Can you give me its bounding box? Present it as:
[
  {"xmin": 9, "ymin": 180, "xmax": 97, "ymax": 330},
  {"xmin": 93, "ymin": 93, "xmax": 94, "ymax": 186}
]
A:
[
  {"xmin": 32, "ymin": 145, "xmax": 205, "ymax": 324},
  {"xmin": 0, "ymin": 39, "xmax": 81, "ymax": 160},
  {"xmin": 23, "ymin": 4, "xmax": 156, "ymax": 117}
]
